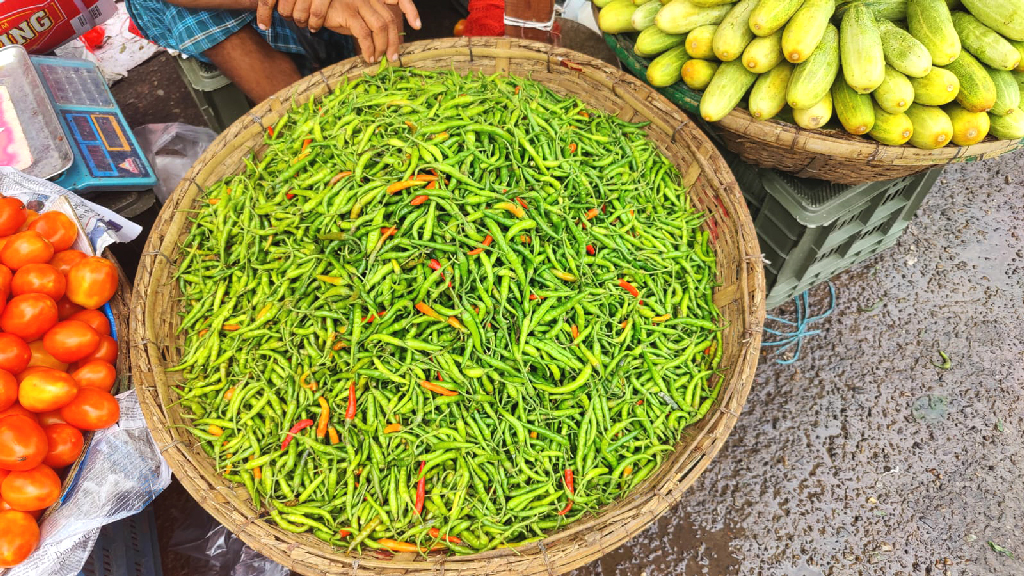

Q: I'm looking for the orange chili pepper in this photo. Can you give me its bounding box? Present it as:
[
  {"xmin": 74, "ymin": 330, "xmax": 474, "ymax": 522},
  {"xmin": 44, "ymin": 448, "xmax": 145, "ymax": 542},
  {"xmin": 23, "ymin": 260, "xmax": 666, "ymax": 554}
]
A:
[
  {"xmin": 383, "ymin": 423, "xmax": 402, "ymax": 434},
  {"xmin": 208, "ymin": 198, "xmax": 220, "ymax": 205},
  {"xmin": 404, "ymin": 120, "xmax": 417, "ymax": 132},
  {"xmin": 446, "ymin": 316, "xmax": 467, "ymax": 332},
  {"xmin": 207, "ymin": 425, "xmax": 224, "ymax": 437},
  {"xmin": 569, "ymin": 143, "xmax": 577, "ymax": 153},
  {"xmin": 316, "ymin": 396, "xmax": 330, "ymax": 439},
  {"xmin": 413, "ymin": 174, "xmax": 439, "ymax": 182},
  {"xmin": 222, "ymin": 324, "xmax": 240, "ymax": 331},
  {"xmin": 328, "ymin": 426, "xmax": 340, "ymax": 445},
  {"xmin": 420, "ymin": 380, "xmax": 458, "ymax": 396},
  {"xmin": 618, "ymin": 278, "xmax": 640, "ymax": 298},
  {"xmin": 411, "ymin": 195, "xmax": 430, "ymax": 206},
  {"xmin": 425, "ymin": 180, "xmax": 437, "ymax": 190},
  {"xmin": 224, "ymin": 387, "xmax": 236, "ymax": 401},
  {"xmin": 301, "ymin": 138, "xmax": 312, "ymax": 152},
  {"xmin": 345, "ymin": 382, "xmax": 357, "ymax": 420},
  {"xmin": 415, "ymin": 302, "xmax": 446, "ymax": 322},
  {"xmin": 494, "ymin": 201, "xmax": 526, "ymax": 218},
  {"xmin": 328, "ymin": 171, "xmax": 353, "ymax": 186},
  {"xmin": 529, "ymin": 431, "xmax": 538, "ymax": 439},
  {"xmin": 386, "ymin": 180, "xmax": 428, "ymax": 194},
  {"xmin": 380, "ymin": 226, "xmax": 398, "ymax": 239},
  {"xmin": 515, "ymin": 197, "xmax": 529, "ymax": 210},
  {"xmin": 376, "ymin": 539, "xmax": 445, "ymax": 553},
  {"xmin": 571, "ymin": 325, "xmax": 580, "ymax": 340},
  {"xmin": 467, "ymin": 235, "xmax": 493, "ymax": 256},
  {"xmin": 585, "ymin": 208, "xmax": 600, "ymax": 220}
]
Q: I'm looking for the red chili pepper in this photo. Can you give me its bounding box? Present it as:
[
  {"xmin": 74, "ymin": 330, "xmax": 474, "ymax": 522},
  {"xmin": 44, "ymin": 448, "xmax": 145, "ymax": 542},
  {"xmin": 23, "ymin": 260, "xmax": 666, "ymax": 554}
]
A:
[
  {"xmin": 414, "ymin": 461, "xmax": 426, "ymax": 515},
  {"xmin": 618, "ymin": 278, "xmax": 640, "ymax": 298},
  {"xmin": 558, "ymin": 468, "xmax": 575, "ymax": 515},
  {"xmin": 569, "ymin": 143, "xmax": 577, "ymax": 153},
  {"xmin": 345, "ymin": 382, "xmax": 357, "ymax": 420},
  {"xmin": 468, "ymin": 234, "xmax": 493, "ymax": 256},
  {"xmin": 267, "ymin": 126, "xmax": 274, "ymax": 137},
  {"xmin": 411, "ymin": 195, "xmax": 429, "ymax": 206},
  {"xmin": 515, "ymin": 197, "xmax": 529, "ymax": 210},
  {"xmin": 339, "ymin": 529, "xmax": 352, "ymax": 538},
  {"xmin": 529, "ymin": 293, "xmax": 541, "ymax": 301},
  {"xmin": 286, "ymin": 192, "xmax": 296, "ymax": 200},
  {"xmin": 281, "ymin": 419, "xmax": 314, "ymax": 451},
  {"xmin": 428, "ymin": 527, "xmax": 463, "ymax": 544},
  {"xmin": 429, "ymin": 259, "xmax": 442, "ymax": 271},
  {"xmin": 586, "ymin": 244, "xmax": 596, "ymax": 256},
  {"xmin": 380, "ymin": 226, "xmax": 397, "ymax": 239},
  {"xmin": 301, "ymin": 138, "xmax": 312, "ymax": 152}
]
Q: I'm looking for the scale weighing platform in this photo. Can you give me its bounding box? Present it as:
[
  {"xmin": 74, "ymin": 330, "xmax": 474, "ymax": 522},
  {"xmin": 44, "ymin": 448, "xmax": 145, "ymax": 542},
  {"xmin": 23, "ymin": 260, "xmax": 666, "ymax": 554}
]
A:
[{"xmin": 0, "ymin": 45, "xmax": 156, "ymax": 193}]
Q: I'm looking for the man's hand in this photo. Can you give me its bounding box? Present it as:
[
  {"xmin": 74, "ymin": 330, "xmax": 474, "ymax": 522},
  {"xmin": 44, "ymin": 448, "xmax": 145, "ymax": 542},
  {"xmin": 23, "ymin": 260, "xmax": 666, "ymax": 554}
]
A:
[{"xmin": 256, "ymin": 0, "xmax": 420, "ymax": 63}]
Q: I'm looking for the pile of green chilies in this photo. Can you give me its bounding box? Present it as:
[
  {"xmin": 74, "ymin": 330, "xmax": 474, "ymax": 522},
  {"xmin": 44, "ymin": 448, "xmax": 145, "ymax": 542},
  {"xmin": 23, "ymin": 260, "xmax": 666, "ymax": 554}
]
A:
[{"xmin": 172, "ymin": 64, "xmax": 722, "ymax": 555}]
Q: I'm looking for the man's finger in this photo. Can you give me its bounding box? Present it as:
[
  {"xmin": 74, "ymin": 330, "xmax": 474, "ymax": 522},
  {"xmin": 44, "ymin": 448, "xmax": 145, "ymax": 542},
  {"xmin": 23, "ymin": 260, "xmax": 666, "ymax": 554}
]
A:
[
  {"xmin": 307, "ymin": 0, "xmax": 330, "ymax": 32},
  {"xmin": 359, "ymin": 3, "xmax": 389, "ymax": 63},
  {"xmin": 347, "ymin": 15, "xmax": 375, "ymax": 63},
  {"xmin": 392, "ymin": 0, "xmax": 421, "ymax": 30},
  {"xmin": 256, "ymin": 0, "xmax": 277, "ymax": 31},
  {"xmin": 291, "ymin": 0, "xmax": 311, "ymax": 28},
  {"xmin": 277, "ymin": 0, "xmax": 296, "ymax": 20},
  {"xmin": 373, "ymin": 1, "xmax": 400, "ymax": 63}
]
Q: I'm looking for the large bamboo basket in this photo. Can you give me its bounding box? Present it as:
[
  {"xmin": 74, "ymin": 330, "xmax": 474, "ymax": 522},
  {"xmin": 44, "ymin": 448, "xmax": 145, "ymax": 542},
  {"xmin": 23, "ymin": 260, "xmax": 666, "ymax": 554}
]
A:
[
  {"xmin": 130, "ymin": 37, "xmax": 765, "ymax": 575},
  {"xmin": 604, "ymin": 32, "xmax": 1024, "ymax": 185}
]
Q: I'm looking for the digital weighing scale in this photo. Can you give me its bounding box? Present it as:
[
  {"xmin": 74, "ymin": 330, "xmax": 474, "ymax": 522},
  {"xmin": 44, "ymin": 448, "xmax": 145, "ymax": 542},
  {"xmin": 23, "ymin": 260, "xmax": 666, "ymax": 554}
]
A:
[{"xmin": 0, "ymin": 44, "xmax": 157, "ymax": 194}]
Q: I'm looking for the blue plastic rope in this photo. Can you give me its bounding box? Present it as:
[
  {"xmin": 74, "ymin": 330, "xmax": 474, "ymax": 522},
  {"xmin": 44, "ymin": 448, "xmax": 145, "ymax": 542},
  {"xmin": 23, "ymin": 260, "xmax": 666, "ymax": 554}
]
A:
[{"xmin": 762, "ymin": 282, "xmax": 837, "ymax": 365}]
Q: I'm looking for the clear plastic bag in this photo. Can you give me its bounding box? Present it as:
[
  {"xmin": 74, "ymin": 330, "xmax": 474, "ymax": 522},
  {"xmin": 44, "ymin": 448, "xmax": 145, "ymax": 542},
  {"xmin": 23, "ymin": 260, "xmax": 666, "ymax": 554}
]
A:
[
  {"xmin": 133, "ymin": 123, "xmax": 217, "ymax": 203},
  {"xmin": 168, "ymin": 496, "xmax": 289, "ymax": 576}
]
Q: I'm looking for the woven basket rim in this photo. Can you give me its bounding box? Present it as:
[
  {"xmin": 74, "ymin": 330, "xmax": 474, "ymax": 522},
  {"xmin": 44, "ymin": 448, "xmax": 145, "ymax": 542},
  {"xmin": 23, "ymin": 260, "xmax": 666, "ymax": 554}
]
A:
[{"xmin": 130, "ymin": 36, "xmax": 766, "ymax": 575}]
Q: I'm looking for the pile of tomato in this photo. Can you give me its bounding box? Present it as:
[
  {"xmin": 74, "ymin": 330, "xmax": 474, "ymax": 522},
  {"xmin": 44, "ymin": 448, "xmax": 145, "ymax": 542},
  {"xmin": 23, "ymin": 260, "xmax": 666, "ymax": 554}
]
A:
[{"xmin": 0, "ymin": 197, "xmax": 122, "ymax": 568}]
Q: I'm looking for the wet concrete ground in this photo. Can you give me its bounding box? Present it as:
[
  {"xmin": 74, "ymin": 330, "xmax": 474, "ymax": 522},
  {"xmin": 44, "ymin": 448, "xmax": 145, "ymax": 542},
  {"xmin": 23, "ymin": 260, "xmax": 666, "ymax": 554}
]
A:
[{"xmin": 107, "ymin": 16, "xmax": 1023, "ymax": 576}]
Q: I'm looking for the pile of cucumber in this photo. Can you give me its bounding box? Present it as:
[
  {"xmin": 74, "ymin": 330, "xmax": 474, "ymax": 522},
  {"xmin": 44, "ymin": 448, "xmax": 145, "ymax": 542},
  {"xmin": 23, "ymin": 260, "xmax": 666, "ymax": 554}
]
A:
[{"xmin": 597, "ymin": 0, "xmax": 1024, "ymax": 149}]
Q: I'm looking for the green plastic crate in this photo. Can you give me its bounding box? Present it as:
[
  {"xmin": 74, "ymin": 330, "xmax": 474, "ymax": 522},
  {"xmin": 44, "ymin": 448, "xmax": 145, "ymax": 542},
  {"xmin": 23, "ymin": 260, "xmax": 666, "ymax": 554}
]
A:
[
  {"xmin": 174, "ymin": 56, "xmax": 252, "ymax": 133},
  {"xmin": 722, "ymin": 149, "xmax": 941, "ymax": 309}
]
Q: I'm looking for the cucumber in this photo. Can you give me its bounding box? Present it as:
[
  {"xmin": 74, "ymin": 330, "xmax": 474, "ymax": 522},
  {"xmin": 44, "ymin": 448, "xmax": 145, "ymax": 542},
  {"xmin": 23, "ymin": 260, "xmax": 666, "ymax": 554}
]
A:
[
  {"xmin": 905, "ymin": 103, "xmax": 954, "ymax": 148},
  {"xmin": 599, "ymin": 0, "xmax": 640, "ymax": 33},
  {"xmin": 743, "ymin": 30, "xmax": 785, "ymax": 72},
  {"xmin": 951, "ymin": 12, "xmax": 1022, "ymax": 71},
  {"xmin": 833, "ymin": 77, "xmax": 876, "ymax": 133},
  {"xmin": 635, "ymin": 26, "xmax": 687, "ymax": 56},
  {"xmin": 869, "ymin": 103, "xmax": 915, "ymax": 144},
  {"xmin": 793, "ymin": 90, "xmax": 833, "ymax": 128},
  {"xmin": 632, "ymin": 0, "xmax": 665, "ymax": 30},
  {"xmin": 682, "ymin": 59, "xmax": 721, "ymax": 89},
  {"xmin": 989, "ymin": 68, "xmax": 1022, "ymax": 115},
  {"xmin": 877, "ymin": 19, "xmax": 932, "ymax": 78},
  {"xmin": 942, "ymin": 102, "xmax": 990, "ymax": 144},
  {"xmin": 988, "ymin": 107, "xmax": 1024, "ymax": 139},
  {"xmin": 841, "ymin": 4, "xmax": 886, "ymax": 93},
  {"xmin": 781, "ymin": 0, "xmax": 834, "ymax": 63},
  {"xmin": 686, "ymin": 25, "xmax": 719, "ymax": 58},
  {"xmin": 748, "ymin": 0, "xmax": 805, "ymax": 37},
  {"xmin": 960, "ymin": 0, "xmax": 1024, "ymax": 42},
  {"xmin": 714, "ymin": 0, "xmax": 760, "ymax": 61},
  {"xmin": 787, "ymin": 24, "xmax": 840, "ymax": 109},
  {"xmin": 1010, "ymin": 41, "xmax": 1024, "ymax": 73},
  {"xmin": 749, "ymin": 61, "xmax": 795, "ymax": 118},
  {"xmin": 945, "ymin": 51, "xmax": 998, "ymax": 111},
  {"xmin": 647, "ymin": 45, "xmax": 693, "ymax": 86},
  {"xmin": 873, "ymin": 65, "xmax": 915, "ymax": 113},
  {"xmin": 907, "ymin": 0, "xmax": 961, "ymax": 66},
  {"xmin": 910, "ymin": 67, "xmax": 961, "ymax": 105},
  {"xmin": 656, "ymin": 0, "xmax": 734, "ymax": 34},
  {"xmin": 834, "ymin": 0, "xmax": 907, "ymax": 21},
  {"xmin": 1016, "ymin": 70, "xmax": 1024, "ymax": 96},
  {"xmin": 700, "ymin": 59, "xmax": 759, "ymax": 120}
]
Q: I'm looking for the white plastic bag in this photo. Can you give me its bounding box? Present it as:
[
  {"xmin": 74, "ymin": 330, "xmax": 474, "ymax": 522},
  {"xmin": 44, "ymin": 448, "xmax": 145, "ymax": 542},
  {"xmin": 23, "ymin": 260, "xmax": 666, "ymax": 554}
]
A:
[
  {"xmin": 6, "ymin": 391, "xmax": 173, "ymax": 576},
  {"xmin": 133, "ymin": 123, "xmax": 217, "ymax": 203}
]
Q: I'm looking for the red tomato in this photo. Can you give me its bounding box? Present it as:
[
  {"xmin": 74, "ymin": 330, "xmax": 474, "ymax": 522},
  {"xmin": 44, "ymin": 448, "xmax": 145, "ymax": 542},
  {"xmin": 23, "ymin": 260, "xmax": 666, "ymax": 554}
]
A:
[
  {"xmin": 0, "ymin": 334, "xmax": 30, "ymax": 374},
  {"xmin": 11, "ymin": 263, "xmax": 65, "ymax": 300},
  {"xmin": 27, "ymin": 212, "xmax": 77, "ymax": 252},
  {"xmin": 68, "ymin": 309, "xmax": 111, "ymax": 336},
  {"xmin": 0, "ymin": 198, "xmax": 26, "ymax": 237},
  {"xmin": 453, "ymin": 18, "xmax": 467, "ymax": 36},
  {"xmin": 43, "ymin": 320, "xmax": 99, "ymax": 364},
  {"xmin": 65, "ymin": 257, "xmax": 118, "ymax": 310},
  {"xmin": 0, "ymin": 464, "xmax": 60, "ymax": 511},
  {"xmin": 42, "ymin": 423, "xmax": 83, "ymax": 469},
  {"xmin": 0, "ymin": 415, "xmax": 46, "ymax": 471},
  {"xmin": 0, "ymin": 405, "xmax": 37, "ymax": 424},
  {"xmin": 0, "ymin": 510, "xmax": 39, "ymax": 567},
  {"xmin": 0, "ymin": 470, "xmax": 6, "ymax": 484},
  {"xmin": 0, "ymin": 231, "xmax": 54, "ymax": 271},
  {"xmin": 0, "ymin": 370, "xmax": 16, "ymax": 413},
  {"xmin": 56, "ymin": 296, "xmax": 84, "ymax": 320},
  {"xmin": 70, "ymin": 361, "xmax": 116, "ymax": 393},
  {"xmin": 0, "ymin": 497, "xmax": 41, "ymax": 519},
  {"xmin": 16, "ymin": 211, "xmax": 39, "ymax": 233},
  {"xmin": 25, "ymin": 340, "xmax": 68, "ymax": 372},
  {"xmin": 60, "ymin": 388, "xmax": 119, "ymax": 431},
  {"xmin": 18, "ymin": 368, "xmax": 78, "ymax": 413},
  {"xmin": 49, "ymin": 250, "xmax": 86, "ymax": 277},
  {"xmin": 0, "ymin": 264, "xmax": 10, "ymax": 315},
  {"xmin": 36, "ymin": 410, "xmax": 65, "ymax": 426},
  {"xmin": 0, "ymin": 294, "xmax": 58, "ymax": 341},
  {"xmin": 79, "ymin": 335, "xmax": 117, "ymax": 365}
]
